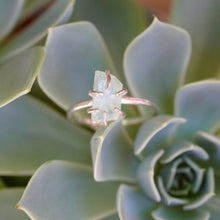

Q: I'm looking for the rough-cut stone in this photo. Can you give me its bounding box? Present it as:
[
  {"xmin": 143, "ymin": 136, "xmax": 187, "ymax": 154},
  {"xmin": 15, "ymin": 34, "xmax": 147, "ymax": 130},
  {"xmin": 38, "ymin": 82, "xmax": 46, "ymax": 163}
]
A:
[{"xmin": 91, "ymin": 71, "xmax": 123, "ymax": 124}]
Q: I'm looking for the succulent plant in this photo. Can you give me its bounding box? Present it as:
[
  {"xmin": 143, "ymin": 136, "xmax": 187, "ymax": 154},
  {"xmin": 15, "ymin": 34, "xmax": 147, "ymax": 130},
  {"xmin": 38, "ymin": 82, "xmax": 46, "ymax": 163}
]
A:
[
  {"xmin": 12, "ymin": 15, "xmax": 220, "ymax": 219},
  {"xmin": 0, "ymin": 0, "xmax": 219, "ymax": 219}
]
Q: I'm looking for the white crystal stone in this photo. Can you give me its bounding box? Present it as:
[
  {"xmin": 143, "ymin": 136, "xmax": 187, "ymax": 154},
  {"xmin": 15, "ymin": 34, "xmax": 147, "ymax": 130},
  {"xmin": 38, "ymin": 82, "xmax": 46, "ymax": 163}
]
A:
[{"xmin": 91, "ymin": 71, "xmax": 123, "ymax": 124}]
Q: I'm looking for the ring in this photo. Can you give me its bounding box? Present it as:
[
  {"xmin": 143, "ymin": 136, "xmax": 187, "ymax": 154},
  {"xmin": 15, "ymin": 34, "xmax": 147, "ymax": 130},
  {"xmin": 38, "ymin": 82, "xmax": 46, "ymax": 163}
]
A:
[{"xmin": 67, "ymin": 70, "xmax": 159, "ymax": 128}]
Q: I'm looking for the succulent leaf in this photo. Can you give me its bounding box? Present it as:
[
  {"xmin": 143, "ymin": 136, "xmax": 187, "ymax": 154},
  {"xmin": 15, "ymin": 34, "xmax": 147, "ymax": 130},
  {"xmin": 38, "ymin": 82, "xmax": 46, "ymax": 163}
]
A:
[
  {"xmin": 0, "ymin": 0, "xmax": 25, "ymax": 41},
  {"xmin": 137, "ymin": 150, "xmax": 164, "ymax": 202},
  {"xmin": 0, "ymin": 188, "xmax": 28, "ymax": 220},
  {"xmin": 18, "ymin": 160, "xmax": 119, "ymax": 220},
  {"xmin": 205, "ymin": 197, "xmax": 220, "ymax": 220},
  {"xmin": 0, "ymin": 0, "xmax": 74, "ymax": 61},
  {"xmin": 39, "ymin": 21, "xmax": 117, "ymax": 110},
  {"xmin": 124, "ymin": 17, "xmax": 191, "ymax": 114},
  {"xmin": 183, "ymin": 168, "xmax": 215, "ymax": 210},
  {"xmin": 152, "ymin": 205, "xmax": 210, "ymax": 220},
  {"xmin": 91, "ymin": 119, "xmax": 140, "ymax": 182},
  {"xmin": 159, "ymin": 158, "xmax": 184, "ymax": 190},
  {"xmin": 195, "ymin": 132, "xmax": 220, "ymax": 174},
  {"xmin": 175, "ymin": 80, "xmax": 220, "ymax": 137},
  {"xmin": 0, "ymin": 46, "xmax": 45, "ymax": 107},
  {"xmin": 134, "ymin": 115, "xmax": 186, "ymax": 156},
  {"xmin": 0, "ymin": 96, "xmax": 92, "ymax": 175},
  {"xmin": 157, "ymin": 176, "xmax": 188, "ymax": 206},
  {"xmin": 117, "ymin": 184, "xmax": 155, "ymax": 220},
  {"xmin": 159, "ymin": 140, "xmax": 209, "ymax": 164}
]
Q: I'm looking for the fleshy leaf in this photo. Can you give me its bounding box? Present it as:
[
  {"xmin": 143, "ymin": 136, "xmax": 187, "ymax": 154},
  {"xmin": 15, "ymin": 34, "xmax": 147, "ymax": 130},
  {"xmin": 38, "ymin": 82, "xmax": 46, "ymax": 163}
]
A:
[
  {"xmin": 157, "ymin": 177, "xmax": 188, "ymax": 206},
  {"xmin": 72, "ymin": 0, "xmax": 147, "ymax": 79},
  {"xmin": 205, "ymin": 197, "xmax": 220, "ymax": 220},
  {"xmin": 137, "ymin": 150, "xmax": 164, "ymax": 202},
  {"xmin": 171, "ymin": 0, "xmax": 220, "ymax": 82},
  {"xmin": 124, "ymin": 17, "xmax": 191, "ymax": 114},
  {"xmin": 117, "ymin": 184, "xmax": 155, "ymax": 220},
  {"xmin": 39, "ymin": 21, "xmax": 117, "ymax": 110},
  {"xmin": 0, "ymin": 0, "xmax": 24, "ymax": 41},
  {"xmin": 184, "ymin": 156, "xmax": 205, "ymax": 194},
  {"xmin": 134, "ymin": 115, "xmax": 186, "ymax": 156},
  {"xmin": 91, "ymin": 119, "xmax": 140, "ymax": 182},
  {"xmin": 160, "ymin": 140, "xmax": 209, "ymax": 164},
  {"xmin": 175, "ymin": 80, "xmax": 220, "ymax": 137},
  {"xmin": 0, "ymin": 188, "xmax": 29, "ymax": 220},
  {"xmin": 102, "ymin": 213, "xmax": 119, "ymax": 220},
  {"xmin": 0, "ymin": 96, "xmax": 92, "ymax": 175},
  {"xmin": 159, "ymin": 158, "xmax": 183, "ymax": 190},
  {"xmin": 195, "ymin": 132, "xmax": 220, "ymax": 174},
  {"xmin": 0, "ymin": 0, "xmax": 74, "ymax": 61},
  {"xmin": 152, "ymin": 205, "xmax": 210, "ymax": 220},
  {"xmin": 183, "ymin": 168, "xmax": 215, "ymax": 210},
  {"xmin": 0, "ymin": 47, "xmax": 45, "ymax": 107},
  {"xmin": 18, "ymin": 161, "xmax": 119, "ymax": 220}
]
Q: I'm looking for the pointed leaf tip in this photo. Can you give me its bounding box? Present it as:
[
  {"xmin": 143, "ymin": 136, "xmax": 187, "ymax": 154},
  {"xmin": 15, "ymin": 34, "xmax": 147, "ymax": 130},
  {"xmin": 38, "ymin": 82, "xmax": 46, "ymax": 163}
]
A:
[{"xmin": 124, "ymin": 17, "xmax": 191, "ymax": 114}]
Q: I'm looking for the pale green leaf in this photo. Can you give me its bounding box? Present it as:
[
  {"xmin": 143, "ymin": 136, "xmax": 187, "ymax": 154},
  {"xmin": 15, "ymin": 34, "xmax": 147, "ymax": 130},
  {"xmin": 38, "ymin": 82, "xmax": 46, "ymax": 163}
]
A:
[
  {"xmin": 160, "ymin": 140, "xmax": 209, "ymax": 164},
  {"xmin": 137, "ymin": 150, "xmax": 164, "ymax": 202},
  {"xmin": 124, "ymin": 18, "xmax": 191, "ymax": 114},
  {"xmin": 205, "ymin": 198, "xmax": 220, "ymax": 220},
  {"xmin": 0, "ymin": 96, "xmax": 92, "ymax": 175},
  {"xmin": 157, "ymin": 177, "xmax": 188, "ymax": 206},
  {"xmin": 134, "ymin": 115, "xmax": 186, "ymax": 156},
  {"xmin": 91, "ymin": 120, "xmax": 140, "ymax": 182},
  {"xmin": 117, "ymin": 184, "xmax": 155, "ymax": 220},
  {"xmin": 0, "ymin": 188, "xmax": 29, "ymax": 220},
  {"xmin": 159, "ymin": 158, "xmax": 183, "ymax": 190},
  {"xmin": 39, "ymin": 21, "xmax": 117, "ymax": 110},
  {"xmin": 0, "ymin": 46, "xmax": 45, "ymax": 107},
  {"xmin": 18, "ymin": 160, "xmax": 119, "ymax": 220},
  {"xmin": 183, "ymin": 156, "xmax": 205, "ymax": 194},
  {"xmin": 175, "ymin": 80, "xmax": 220, "ymax": 137},
  {"xmin": 0, "ymin": 0, "xmax": 24, "ymax": 41},
  {"xmin": 195, "ymin": 132, "xmax": 220, "ymax": 175},
  {"xmin": 152, "ymin": 205, "xmax": 210, "ymax": 220},
  {"xmin": 183, "ymin": 168, "xmax": 215, "ymax": 210},
  {"xmin": 102, "ymin": 213, "xmax": 119, "ymax": 220},
  {"xmin": 0, "ymin": 0, "xmax": 74, "ymax": 61}
]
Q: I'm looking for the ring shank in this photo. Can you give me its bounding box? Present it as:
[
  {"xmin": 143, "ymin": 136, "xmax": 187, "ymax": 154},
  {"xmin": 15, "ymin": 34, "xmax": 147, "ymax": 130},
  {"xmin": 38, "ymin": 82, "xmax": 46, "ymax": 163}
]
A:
[{"xmin": 67, "ymin": 96, "xmax": 158, "ymax": 129}]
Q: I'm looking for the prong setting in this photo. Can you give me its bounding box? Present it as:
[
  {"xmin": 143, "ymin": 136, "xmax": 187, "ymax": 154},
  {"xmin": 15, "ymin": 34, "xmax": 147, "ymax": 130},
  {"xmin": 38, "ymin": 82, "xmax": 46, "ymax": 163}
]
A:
[
  {"xmin": 87, "ymin": 108, "xmax": 99, "ymax": 114},
  {"xmin": 114, "ymin": 107, "xmax": 126, "ymax": 117},
  {"xmin": 69, "ymin": 70, "xmax": 159, "ymax": 129},
  {"xmin": 103, "ymin": 111, "xmax": 108, "ymax": 128},
  {"xmin": 88, "ymin": 90, "xmax": 104, "ymax": 97},
  {"xmin": 90, "ymin": 70, "xmax": 126, "ymax": 127},
  {"xmin": 116, "ymin": 89, "xmax": 128, "ymax": 96}
]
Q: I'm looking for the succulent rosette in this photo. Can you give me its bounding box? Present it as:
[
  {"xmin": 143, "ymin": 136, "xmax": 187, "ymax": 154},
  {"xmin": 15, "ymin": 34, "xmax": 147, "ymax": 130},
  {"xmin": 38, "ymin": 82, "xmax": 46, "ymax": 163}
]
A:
[
  {"xmin": 12, "ymin": 14, "xmax": 220, "ymax": 220},
  {"xmin": 0, "ymin": 0, "xmax": 220, "ymax": 220}
]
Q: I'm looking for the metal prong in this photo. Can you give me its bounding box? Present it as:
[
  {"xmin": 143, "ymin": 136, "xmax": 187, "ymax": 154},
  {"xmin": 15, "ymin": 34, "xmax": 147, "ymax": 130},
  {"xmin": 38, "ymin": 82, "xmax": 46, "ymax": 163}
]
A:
[
  {"xmin": 87, "ymin": 108, "xmax": 99, "ymax": 114},
  {"xmin": 114, "ymin": 107, "xmax": 126, "ymax": 117},
  {"xmin": 88, "ymin": 90, "xmax": 104, "ymax": 97},
  {"xmin": 116, "ymin": 89, "xmax": 128, "ymax": 96},
  {"xmin": 105, "ymin": 70, "xmax": 111, "ymax": 90},
  {"xmin": 103, "ymin": 111, "xmax": 108, "ymax": 127}
]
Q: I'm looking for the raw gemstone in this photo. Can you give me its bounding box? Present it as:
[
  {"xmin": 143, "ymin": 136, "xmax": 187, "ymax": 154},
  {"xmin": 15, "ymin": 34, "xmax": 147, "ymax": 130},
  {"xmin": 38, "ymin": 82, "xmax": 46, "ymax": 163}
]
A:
[{"xmin": 91, "ymin": 71, "xmax": 123, "ymax": 124}]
